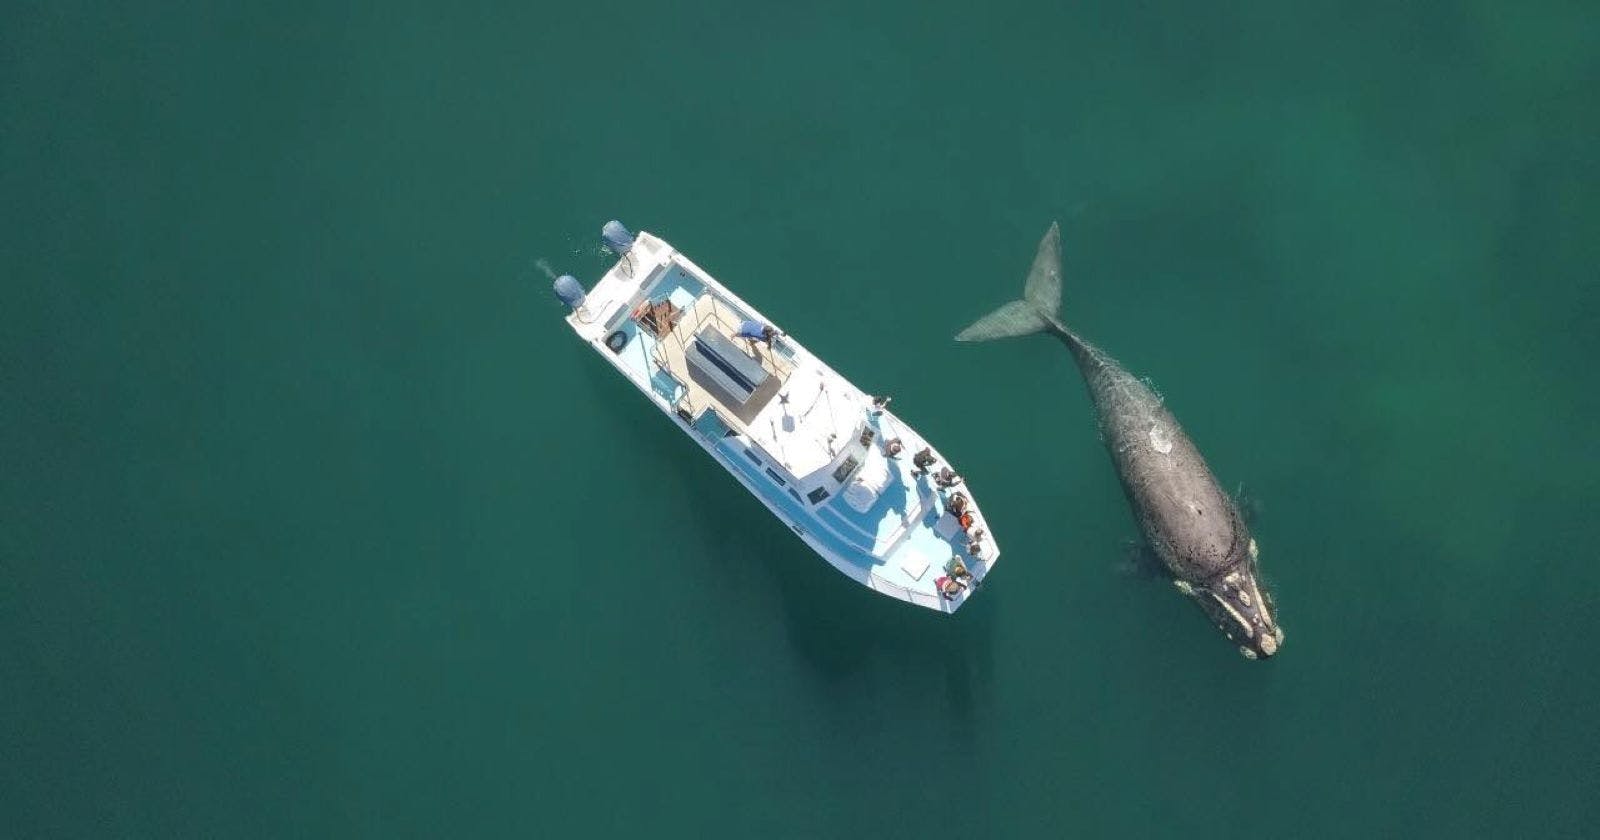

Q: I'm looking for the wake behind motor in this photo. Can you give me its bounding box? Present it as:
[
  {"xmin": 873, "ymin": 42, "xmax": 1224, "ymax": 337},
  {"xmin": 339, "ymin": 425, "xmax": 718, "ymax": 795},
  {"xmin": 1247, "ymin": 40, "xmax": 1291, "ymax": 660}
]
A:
[
  {"xmin": 553, "ymin": 220, "xmax": 637, "ymax": 331},
  {"xmin": 551, "ymin": 220, "xmax": 636, "ymax": 313}
]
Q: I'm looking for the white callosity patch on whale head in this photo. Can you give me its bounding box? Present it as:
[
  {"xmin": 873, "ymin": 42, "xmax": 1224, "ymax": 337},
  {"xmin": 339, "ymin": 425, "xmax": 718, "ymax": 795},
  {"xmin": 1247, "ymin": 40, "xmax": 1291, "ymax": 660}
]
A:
[
  {"xmin": 1221, "ymin": 571, "xmax": 1253, "ymax": 607},
  {"xmin": 1148, "ymin": 423, "xmax": 1174, "ymax": 454},
  {"xmin": 1258, "ymin": 630, "xmax": 1279, "ymax": 656},
  {"xmin": 1208, "ymin": 590, "xmax": 1255, "ymax": 639},
  {"xmin": 1249, "ymin": 538, "xmax": 1259, "ymax": 560}
]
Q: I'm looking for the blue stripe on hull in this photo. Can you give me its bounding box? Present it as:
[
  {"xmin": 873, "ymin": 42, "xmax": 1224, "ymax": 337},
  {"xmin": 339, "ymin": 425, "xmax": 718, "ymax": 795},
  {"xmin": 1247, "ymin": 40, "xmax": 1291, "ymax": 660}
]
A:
[{"xmin": 712, "ymin": 438, "xmax": 877, "ymax": 575}]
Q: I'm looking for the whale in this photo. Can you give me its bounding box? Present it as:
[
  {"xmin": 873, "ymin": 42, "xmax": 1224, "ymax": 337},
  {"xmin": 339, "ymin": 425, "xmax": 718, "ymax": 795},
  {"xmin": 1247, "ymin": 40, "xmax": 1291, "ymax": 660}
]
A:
[{"xmin": 958, "ymin": 222, "xmax": 1283, "ymax": 659}]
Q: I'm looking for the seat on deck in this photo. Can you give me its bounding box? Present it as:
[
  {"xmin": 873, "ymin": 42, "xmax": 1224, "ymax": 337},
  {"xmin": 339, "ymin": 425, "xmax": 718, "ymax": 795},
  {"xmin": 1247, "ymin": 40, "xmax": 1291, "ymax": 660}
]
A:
[
  {"xmin": 689, "ymin": 327, "xmax": 770, "ymax": 404},
  {"xmin": 688, "ymin": 344, "xmax": 752, "ymax": 403},
  {"xmin": 634, "ymin": 298, "xmax": 682, "ymax": 337}
]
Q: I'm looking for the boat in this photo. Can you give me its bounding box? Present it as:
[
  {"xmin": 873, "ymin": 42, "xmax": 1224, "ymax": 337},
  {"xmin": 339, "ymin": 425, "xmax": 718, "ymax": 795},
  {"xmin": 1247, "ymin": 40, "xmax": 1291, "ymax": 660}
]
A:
[{"xmin": 552, "ymin": 222, "xmax": 999, "ymax": 612}]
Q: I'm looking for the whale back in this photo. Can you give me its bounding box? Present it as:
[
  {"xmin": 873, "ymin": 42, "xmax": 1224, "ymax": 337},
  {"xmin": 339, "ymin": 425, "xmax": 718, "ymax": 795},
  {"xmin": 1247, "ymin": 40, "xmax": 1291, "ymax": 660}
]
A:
[{"xmin": 1061, "ymin": 333, "xmax": 1249, "ymax": 581}]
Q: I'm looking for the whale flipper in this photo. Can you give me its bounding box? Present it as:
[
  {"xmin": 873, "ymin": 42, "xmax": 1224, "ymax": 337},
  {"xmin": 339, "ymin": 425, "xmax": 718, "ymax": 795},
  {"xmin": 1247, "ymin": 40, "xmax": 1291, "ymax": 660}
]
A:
[
  {"xmin": 1236, "ymin": 483, "xmax": 1263, "ymax": 525},
  {"xmin": 1114, "ymin": 538, "xmax": 1166, "ymax": 579},
  {"xmin": 955, "ymin": 221, "xmax": 1064, "ymax": 342}
]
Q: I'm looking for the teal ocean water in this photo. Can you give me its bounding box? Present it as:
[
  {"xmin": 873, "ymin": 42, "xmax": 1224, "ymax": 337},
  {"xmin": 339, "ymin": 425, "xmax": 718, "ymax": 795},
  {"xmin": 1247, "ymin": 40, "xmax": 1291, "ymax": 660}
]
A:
[{"xmin": 5, "ymin": 3, "xmax": 1598, "ymax": 837}]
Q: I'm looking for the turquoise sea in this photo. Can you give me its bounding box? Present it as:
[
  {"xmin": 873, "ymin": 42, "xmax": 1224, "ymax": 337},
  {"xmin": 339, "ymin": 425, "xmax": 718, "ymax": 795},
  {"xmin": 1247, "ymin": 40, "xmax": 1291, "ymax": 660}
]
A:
[{"xmin": 4, "ymin": 3, "xmax": 1597, "ymax": 837}]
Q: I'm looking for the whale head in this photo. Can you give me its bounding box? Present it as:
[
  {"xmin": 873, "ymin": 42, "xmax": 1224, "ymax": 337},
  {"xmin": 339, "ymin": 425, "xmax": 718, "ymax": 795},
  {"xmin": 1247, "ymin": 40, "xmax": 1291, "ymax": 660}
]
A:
[{"xmin": 1181, "ymin": 540, "xmax": 1283, "ymax": 659}]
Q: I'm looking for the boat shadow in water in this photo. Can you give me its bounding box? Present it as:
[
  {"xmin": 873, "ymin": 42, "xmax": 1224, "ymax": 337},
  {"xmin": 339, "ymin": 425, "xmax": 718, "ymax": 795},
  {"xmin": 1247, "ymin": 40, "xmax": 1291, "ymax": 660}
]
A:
[
  {"xmin": 585, "ymin": 370, "xmax": 995, "ymax": 740},
  {"xmin": 762, "ymin": 515, "xmax": 998, "ymax": 748}
]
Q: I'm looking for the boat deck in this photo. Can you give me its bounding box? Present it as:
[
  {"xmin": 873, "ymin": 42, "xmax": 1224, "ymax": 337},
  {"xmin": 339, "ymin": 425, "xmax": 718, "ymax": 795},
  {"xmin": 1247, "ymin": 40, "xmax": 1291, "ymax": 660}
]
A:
[
  {"xmin": 713, "ymin": 405, "xmax": 997, "ymax": 610},
  {"xmin": 651, "ymin": 292, "xmax": 795, "ymax": 428},
  {"xmin": 853, "ymin": 413, "xmax": 995, "ymax": 603}
]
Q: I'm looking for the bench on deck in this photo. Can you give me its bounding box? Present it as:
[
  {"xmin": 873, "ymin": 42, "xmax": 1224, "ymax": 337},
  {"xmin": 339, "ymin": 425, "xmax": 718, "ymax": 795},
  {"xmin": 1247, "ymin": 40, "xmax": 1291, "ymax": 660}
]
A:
[{"xmin": 688, "ymin": 327, "xmax": 770, "ymax": 404}]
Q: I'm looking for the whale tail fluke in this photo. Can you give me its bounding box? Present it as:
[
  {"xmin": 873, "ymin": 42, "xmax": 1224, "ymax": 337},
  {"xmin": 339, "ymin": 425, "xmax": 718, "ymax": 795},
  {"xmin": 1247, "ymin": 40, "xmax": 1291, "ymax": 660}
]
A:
[{"xmin": 955, "ymin": 221, "xmax": 1064, "ymax": 342}]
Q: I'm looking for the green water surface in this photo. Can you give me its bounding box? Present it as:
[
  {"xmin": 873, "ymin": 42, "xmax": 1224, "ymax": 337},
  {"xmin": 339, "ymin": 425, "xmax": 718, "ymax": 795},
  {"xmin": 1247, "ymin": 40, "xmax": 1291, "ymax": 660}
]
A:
[{"xmin": 4, "ymin": 3, "xmax": 1597, "ymax": 837}]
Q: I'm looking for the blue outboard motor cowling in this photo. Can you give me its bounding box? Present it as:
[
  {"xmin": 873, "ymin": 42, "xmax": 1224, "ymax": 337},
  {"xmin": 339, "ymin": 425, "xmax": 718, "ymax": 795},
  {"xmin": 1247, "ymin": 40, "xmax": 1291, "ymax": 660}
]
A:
[
  {"xmin": 553, "ymin": 274, "xmax": 586, "ymax": 311},
  {"xmin": 601, "ymin": 220, "xmax": 635, "ymax": 255}
]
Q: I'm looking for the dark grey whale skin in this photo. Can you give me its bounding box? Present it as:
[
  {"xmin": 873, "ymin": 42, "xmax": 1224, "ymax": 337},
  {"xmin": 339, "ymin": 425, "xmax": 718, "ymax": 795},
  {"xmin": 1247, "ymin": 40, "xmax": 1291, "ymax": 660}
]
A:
[
  {"xmin": 958, "ymin": 221, "xmax": 1283, "ymax": 659},
  {"xmin": 1052, "ymin": 323, "xmax": 1282, "ymax": 659}
]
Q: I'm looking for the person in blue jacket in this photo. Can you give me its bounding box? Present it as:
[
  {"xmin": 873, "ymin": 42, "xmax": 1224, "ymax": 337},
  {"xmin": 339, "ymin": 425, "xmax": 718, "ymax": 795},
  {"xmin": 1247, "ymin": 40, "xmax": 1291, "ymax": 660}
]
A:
[{"xmin": 736, "ymin": 319, "xmax": 780, "ymax": 349}]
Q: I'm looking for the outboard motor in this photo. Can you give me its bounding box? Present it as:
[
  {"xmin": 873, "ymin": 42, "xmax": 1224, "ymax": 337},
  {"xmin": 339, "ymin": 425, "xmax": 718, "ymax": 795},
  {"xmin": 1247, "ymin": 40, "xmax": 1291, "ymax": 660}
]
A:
[
  {"xmin": 552, "ymin": 274, "xmax": 587, "ymax": 314},
  {"xmin": 601, "ymin": 220, "xmax": 635, "ymax": 255}
]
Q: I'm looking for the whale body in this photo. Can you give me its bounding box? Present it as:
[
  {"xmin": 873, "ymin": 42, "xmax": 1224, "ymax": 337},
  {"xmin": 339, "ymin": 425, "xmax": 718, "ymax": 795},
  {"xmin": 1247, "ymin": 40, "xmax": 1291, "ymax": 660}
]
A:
[{"xmin": 959, "ymin": 222, "xmax": 1283, "ymax": 659}]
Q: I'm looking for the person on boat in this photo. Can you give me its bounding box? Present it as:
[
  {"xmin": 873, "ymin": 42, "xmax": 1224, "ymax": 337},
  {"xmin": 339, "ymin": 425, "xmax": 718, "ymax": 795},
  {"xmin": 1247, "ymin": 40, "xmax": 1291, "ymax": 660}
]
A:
[
  {"xmin": 936, "ymin": 575, "xmax": 966, "ymax": 599},
  {"xmin": 869, "ymin": 394, "xmax": 891, "ymax": 416},
  {"xmin": 911, "ymin": 447, "xmax": 936, "ymax": 477},
  {"xmin": 735, "ymin": 319, "xmax": 781, "ymax": 349},
  {"xmin": 947, "ymin": 492, "xmax": 969, "ymax": 516},
  {"xmin": 884, "ymin": 438, "xmax": 904, "ymax": 458},
  {"xmin": 966, "ymin": 537, "xmax": 984, "ymax": 558},
  {"xmin": 958, "ymin": 512, "xmax": 976, "ymax": 532},
  {"xmin": 934, "ymin": 466, "xmax": 962, "ymax": 488},
  {"xmin": 948, "ymin": 556, "xmax": 973, "ymax": 584}
]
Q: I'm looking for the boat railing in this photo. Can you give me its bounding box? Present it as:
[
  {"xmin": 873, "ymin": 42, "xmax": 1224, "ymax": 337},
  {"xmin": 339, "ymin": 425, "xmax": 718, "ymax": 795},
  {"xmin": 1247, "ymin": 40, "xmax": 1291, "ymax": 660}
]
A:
[
  {"xmin": 640, "ymin": 343, "xmax": 694, "ymax": 419},
  {"xmin": 634, "ymin": 293, "xmax": 790, "ymax": 428},
  {"xmin": 867, "ymin": 573, "xmax": 947, "ymax": 611},
  {"xmin": 651, "ymin": 292, "xmax": 789, "ymax": 378}
]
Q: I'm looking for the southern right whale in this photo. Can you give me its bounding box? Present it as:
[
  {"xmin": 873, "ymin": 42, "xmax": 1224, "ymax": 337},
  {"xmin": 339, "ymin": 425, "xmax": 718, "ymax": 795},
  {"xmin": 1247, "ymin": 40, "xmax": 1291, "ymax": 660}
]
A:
[{"xmin": 958, "ymin": 222, "xmax": 1283, "ymax": 659}]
